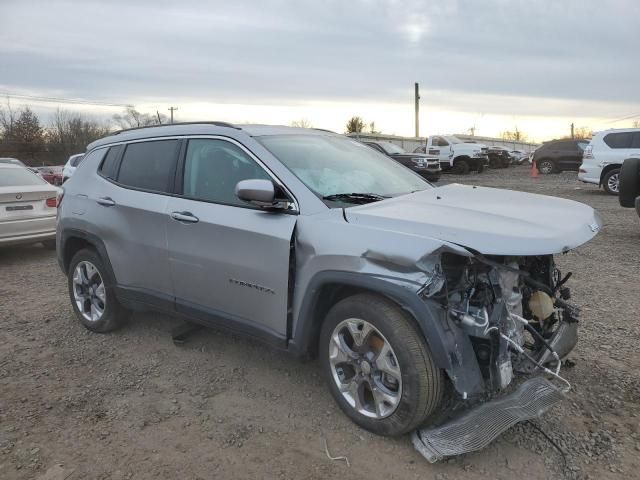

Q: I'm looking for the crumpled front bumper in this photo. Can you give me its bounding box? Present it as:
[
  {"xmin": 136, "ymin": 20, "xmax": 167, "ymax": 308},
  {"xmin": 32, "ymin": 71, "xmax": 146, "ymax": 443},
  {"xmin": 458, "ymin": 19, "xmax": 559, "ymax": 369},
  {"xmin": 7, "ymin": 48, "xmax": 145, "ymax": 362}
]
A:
[{"xmin": 412, "ymin": 376, "xmax": 564, "ymax": 463}]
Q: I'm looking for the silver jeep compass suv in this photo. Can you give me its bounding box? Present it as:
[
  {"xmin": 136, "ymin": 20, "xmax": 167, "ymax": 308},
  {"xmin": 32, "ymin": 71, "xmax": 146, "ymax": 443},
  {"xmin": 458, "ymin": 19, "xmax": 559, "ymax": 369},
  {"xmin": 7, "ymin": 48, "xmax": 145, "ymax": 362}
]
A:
[{"xmin": 57, "ymin": 123, "xmax": 600, "ymax": 456}]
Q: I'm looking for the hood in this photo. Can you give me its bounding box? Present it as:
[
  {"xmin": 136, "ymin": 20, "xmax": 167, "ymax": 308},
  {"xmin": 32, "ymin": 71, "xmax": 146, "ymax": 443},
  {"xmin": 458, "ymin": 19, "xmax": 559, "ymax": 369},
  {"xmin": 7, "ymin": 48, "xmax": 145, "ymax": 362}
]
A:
[{"xmin": 345, "ymin": 184, "xmax": 601, "ymax": 255}]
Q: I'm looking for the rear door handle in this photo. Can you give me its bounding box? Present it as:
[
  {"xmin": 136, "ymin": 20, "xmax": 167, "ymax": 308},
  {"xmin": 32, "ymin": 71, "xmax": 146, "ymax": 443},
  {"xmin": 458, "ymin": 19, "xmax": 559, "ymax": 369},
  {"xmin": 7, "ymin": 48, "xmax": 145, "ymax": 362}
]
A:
[
  {"xmin": 171, "ymin": 211, "xmax": 199, "ymax": 223},
  {"xmin": 96, "ymin": 196, "xmax": 116, "ymax": 207}
]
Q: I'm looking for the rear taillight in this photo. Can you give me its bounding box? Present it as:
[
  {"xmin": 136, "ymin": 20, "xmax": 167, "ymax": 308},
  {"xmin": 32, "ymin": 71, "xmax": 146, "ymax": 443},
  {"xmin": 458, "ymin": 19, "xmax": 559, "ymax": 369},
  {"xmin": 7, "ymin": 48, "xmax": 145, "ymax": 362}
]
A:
[
  {"xmin": 46, "ymin": 197, "xmax": 58, "ymax": 208},
  {"xmin": 583, "ymin": 145, "xmax": 593, "ymax": 159}
]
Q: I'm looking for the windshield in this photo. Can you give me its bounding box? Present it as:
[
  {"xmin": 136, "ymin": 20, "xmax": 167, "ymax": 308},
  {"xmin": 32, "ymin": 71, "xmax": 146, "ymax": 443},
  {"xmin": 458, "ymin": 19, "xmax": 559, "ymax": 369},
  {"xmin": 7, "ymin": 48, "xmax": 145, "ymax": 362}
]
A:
[
  {"xmin": 0, "ymin": 168, "xmax": 47, "ymax": 187},
  {"xmin": 444, "ymin": 136, "xmax": 462, "ymax": 144},
  {"xmin": 379, "ymin": 142, "xmax": 406, "ymax": 154},
  {"xmin": 258, "ymin": 135, "xmax": 431, "ymax": 204}
]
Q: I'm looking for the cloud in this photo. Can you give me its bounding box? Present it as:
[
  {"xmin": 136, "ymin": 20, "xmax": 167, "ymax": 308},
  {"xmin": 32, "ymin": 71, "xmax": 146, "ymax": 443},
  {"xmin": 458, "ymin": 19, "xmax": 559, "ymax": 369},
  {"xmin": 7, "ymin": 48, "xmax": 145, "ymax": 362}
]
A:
[{"xmin": 0, "ymin": 0, "xmax": 638, "ymax": 138}]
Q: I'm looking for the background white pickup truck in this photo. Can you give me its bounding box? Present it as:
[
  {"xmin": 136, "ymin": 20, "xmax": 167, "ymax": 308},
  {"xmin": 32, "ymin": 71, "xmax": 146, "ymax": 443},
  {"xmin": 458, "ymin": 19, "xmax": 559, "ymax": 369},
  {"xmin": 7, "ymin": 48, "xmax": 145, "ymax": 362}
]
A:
[{"xmin": 425, "ymin": 135, "xmax": 489, "ymax": 174}]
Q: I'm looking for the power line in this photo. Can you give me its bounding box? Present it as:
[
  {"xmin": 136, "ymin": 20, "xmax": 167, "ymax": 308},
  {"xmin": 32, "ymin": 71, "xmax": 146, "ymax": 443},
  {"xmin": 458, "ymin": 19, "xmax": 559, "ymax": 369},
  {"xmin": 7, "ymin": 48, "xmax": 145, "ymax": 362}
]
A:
[
  {"xmin": 602, "ymin": 112, "xmax": 640, "ymax": 124},
  {"xmin": 0, "ymin": 91, "xmax": 132, "ymax": 108}
]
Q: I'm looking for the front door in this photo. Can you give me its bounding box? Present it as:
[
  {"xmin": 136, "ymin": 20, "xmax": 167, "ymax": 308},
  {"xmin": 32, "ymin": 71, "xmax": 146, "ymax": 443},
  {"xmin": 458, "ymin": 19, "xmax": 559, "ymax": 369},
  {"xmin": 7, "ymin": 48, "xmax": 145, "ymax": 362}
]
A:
[{"xmin": 166, "ymin": 137, "xmax": 297, "ymax": 340}]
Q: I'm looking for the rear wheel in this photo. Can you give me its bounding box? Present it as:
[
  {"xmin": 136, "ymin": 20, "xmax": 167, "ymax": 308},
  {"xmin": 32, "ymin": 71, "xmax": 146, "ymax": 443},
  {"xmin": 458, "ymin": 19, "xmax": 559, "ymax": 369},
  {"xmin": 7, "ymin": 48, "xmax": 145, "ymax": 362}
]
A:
[
  {"xmin": 602, "ymin": 168, "xmax": 621, "ymax": 195},
  {"xmin": 68, "ymin": 248, "xmax": 128, "ymax": 333},
  {"xmin": 537, "ymin": 159, "xmax": 555, "ymax": 174},
  {"xmin": 320, "ymin": 294, "xmax": 443, "ymax": 436}
]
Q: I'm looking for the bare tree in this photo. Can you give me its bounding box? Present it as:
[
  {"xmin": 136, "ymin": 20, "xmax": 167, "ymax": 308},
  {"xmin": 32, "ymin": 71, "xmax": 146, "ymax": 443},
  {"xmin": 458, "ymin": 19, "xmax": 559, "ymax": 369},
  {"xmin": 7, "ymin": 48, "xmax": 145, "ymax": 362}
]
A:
[
  {"xmin": 632, "ymin": 120, "xmax": 640, "ymax": 128},
  {"xmin": 0, "ymin": 99, "xmax": 18, "ymax": 140},
  {"xmin": 500, "ymin": 126, "xmax": 528, "ymax": 142},
  {"xmin": 113, "ymin": 107, "xmax": 166, "ymax": 129},
  {"xmin": 369, "ymin": 121, "xmax": 380, "ymax": 134},
  {"xmin": 345, "ymin": 116, "xmax": 365, "ymax": 134},
  {"xmin": 47, "ymin": 108, "xmax": 111, "ymax": 160},
  {"xmin": 290, "ymin": 118, "xmax": 313, "ymax": 128}
]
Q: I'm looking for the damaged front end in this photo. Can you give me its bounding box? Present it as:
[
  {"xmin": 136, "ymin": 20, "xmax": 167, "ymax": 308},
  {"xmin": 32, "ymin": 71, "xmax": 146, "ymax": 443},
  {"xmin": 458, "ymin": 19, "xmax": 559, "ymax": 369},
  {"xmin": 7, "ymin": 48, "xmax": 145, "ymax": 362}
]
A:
[{"xmin": 413, "ymin": 251, "xmax": 579, "ymax": 461}]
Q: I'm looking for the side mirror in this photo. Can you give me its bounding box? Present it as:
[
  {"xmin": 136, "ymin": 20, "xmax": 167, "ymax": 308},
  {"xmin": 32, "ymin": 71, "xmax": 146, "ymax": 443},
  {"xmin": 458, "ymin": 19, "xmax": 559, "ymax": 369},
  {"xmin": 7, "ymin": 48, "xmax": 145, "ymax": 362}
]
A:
[{"xmin": 235, "ymin": 179, "xmax": 287, "ymax": 209}]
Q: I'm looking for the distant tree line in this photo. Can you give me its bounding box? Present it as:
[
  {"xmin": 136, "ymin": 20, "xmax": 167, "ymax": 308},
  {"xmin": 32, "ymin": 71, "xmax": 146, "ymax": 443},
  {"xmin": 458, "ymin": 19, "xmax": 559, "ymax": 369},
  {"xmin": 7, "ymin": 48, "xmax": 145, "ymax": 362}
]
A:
[{"xmin": 0, "ymin": 102, "xmax": 166, "ymax": 166}]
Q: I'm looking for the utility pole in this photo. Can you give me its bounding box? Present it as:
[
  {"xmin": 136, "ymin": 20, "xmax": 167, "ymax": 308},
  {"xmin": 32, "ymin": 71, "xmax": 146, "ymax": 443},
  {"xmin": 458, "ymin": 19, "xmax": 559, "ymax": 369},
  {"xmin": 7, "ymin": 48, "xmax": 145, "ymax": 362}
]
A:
[
  {"xmin": 414, "ymin": 83, "xmax": 420, "ymax": 138},
  {"xmin": 168, "ymin": 106, "xmax": 178, "ymax": 124},
  {"xmin": 156, "ymin": 110, "xmax": 162, "ymax": 124},
  {"xmin": 571, "ymin": 122, "xmax": 574, "ymax": 139}
]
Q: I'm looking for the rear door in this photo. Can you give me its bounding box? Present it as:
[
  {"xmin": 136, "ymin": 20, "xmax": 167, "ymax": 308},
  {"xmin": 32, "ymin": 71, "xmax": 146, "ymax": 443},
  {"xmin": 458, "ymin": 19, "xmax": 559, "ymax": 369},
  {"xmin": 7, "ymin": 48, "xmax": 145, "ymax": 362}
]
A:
[
  {"xmin": 166, "ymin": 137, "xmax": 297, "ymax": 339},
  {"xmin": 87, "ymin": 139, "xmax": 180, "ymax": 305},
  {"xmin": 555, "ymin": 141, "xmax": 581, "ymax": 170}
]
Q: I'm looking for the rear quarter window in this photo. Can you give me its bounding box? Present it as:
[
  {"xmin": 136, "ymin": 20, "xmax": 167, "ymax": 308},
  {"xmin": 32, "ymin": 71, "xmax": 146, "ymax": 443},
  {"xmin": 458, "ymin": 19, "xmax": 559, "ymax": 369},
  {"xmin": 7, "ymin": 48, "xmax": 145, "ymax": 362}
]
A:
[
  {"xmin": 117, "ymin": 140, "xmax": 180, "ymax": 193},
  {"xmin": 603, "ymin": 132, "xmax": 634, "ymax": 149},
  {"xmin": 98, "ymin": 145, "xmax": 123, "ymax": 180}
]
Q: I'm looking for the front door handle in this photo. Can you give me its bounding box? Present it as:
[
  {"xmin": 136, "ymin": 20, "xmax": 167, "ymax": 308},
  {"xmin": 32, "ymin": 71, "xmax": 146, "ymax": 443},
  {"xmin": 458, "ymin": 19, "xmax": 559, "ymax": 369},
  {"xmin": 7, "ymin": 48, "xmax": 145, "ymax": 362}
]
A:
[
  {"xmin": 171, "ymin": 211, "xmax": 199, "ymax": 223},
  {"xmin": 96, "ymin": 196, "xmax": 116, "ymax": 207}
]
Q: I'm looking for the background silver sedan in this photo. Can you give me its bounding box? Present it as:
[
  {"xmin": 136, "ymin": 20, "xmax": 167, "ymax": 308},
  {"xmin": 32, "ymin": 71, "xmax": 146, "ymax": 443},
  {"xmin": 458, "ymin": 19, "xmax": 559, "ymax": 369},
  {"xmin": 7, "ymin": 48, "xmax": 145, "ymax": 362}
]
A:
[{"xmin": 0, "ymin": 163, "xmax": 61, "ymax": 248}]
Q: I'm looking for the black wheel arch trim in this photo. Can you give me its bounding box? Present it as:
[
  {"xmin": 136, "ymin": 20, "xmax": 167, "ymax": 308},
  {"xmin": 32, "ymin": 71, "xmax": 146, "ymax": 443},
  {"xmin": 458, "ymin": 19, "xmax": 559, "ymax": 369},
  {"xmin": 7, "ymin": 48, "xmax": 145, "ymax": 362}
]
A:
[
  {"xmin": 289, "ymin": 270, "xmax": 486, "ymax": 396},
  {"xmin": 58, "ymin": 228, "xmax": 118, "ymax": 285}
]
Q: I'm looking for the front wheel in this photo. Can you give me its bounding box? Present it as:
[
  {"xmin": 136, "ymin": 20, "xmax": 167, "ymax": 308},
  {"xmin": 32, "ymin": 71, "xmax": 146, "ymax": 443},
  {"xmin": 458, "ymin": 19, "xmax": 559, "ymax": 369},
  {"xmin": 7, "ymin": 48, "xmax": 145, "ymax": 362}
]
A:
[
  {"xmin": 319, "ymin": 294, "xmax": 443, "ymax": 436},
  {"xmin": 452, "ymin": 159, "xmax": 470, "ymax": 174}
]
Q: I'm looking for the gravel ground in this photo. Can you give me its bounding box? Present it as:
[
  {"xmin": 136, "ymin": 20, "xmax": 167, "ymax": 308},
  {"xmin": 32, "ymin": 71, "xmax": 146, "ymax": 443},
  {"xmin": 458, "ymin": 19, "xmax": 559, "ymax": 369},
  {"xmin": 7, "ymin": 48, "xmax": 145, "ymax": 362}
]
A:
[{"xmin": 1, "ymin": 166, "xmax": 638, "ymax": 480}]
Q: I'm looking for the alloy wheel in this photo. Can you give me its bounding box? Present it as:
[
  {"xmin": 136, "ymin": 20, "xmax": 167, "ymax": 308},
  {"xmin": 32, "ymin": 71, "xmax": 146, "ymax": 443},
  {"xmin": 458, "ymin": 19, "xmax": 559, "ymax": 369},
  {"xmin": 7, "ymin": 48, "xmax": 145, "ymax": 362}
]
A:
[
  {"xmin": 72, "ymin": 261, "xmax": 106, "ymax": 322},
  {"xmin": 328, "ymin": 318, "xmax": 402, "ymax": 419},
  {"xmin": 538, "ymin": 161, "xmax": 554, "ymax": 174},
  {"xmin": 607, "ymin": 173, "xmax": 620, "ymax": 193}
]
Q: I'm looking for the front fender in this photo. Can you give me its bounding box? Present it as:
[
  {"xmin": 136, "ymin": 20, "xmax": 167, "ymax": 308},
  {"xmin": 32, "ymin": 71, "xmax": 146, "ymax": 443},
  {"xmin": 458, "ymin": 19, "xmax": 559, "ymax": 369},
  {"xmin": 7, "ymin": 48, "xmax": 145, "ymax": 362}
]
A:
[{"xmin": 289, "ymin": 270, "xmax": 485, "ymax": 397}]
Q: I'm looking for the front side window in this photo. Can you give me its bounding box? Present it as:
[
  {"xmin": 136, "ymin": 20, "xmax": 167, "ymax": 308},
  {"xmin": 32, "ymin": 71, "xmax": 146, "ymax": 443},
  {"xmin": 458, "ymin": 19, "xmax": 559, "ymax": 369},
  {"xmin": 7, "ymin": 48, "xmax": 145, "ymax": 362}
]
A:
[
  {"xmin": 258, "ymin": 134, "xmax": 431, "ymax": 205},
  {"xmin": 182, "ymin": 139, "xmax": 271, "ymax": 206},
  {"xmin": 117, "ymin": 140, "xmax": 180, "ymax": 193}
]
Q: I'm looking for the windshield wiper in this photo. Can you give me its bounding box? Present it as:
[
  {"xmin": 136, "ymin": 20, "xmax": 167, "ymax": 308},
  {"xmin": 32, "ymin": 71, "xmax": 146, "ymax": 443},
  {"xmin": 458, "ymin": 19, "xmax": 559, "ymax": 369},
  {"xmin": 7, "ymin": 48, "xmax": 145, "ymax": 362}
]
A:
[{"xmin": 322, "ymin": 192, "xmax": 389, "ymax": 204}]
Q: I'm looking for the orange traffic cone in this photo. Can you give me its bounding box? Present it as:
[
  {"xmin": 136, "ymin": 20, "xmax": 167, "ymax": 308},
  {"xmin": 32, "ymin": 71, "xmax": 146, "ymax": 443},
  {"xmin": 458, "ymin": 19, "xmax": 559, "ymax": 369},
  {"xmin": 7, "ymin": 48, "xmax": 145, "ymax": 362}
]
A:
[{"xmin": 531, "ymin": 160, "xmax": 539, "ymax": 178}]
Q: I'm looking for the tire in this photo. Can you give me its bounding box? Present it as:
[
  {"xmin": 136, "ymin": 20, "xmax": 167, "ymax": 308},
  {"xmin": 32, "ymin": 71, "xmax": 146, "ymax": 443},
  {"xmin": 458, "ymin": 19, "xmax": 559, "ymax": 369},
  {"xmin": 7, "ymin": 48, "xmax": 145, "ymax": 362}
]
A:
[
  {"xmin": 67, "ymin": 248, "xmax": 129, "ymax": 333},
  {"xmin": 602, "ymin": 168, "xmax": 621, "ymax": 195},
  {"xmin": 537, "ymin": 159, "xmax": 555, "ymax": 174},
  {"xmin": 452, "ymin": 159, "xmax": 470, "ymax": 174},
  {"xmin": 619, "ymin": 158, "xmax": 640, "ymax": 207},
  {"xmin": 42, "ymin": 239, "xmax": 56, "ymax": 250},
  {"xmin": 319, "ymin": 294, "xmax": 443, "ymax": 436}
]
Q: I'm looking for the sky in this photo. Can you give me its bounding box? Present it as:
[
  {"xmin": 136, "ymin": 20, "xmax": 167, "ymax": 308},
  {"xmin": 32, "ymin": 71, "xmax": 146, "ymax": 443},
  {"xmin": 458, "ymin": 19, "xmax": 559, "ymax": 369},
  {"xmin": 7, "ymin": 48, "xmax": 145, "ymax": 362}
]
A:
[{"xmin": 1, "ymin": 0, "xmax": 639, "ymax": 142}]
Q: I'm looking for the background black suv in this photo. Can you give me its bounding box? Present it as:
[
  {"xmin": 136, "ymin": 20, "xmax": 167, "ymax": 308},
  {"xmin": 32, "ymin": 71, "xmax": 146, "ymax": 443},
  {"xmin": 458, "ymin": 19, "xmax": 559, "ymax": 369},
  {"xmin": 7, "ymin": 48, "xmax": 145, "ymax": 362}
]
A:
[
  {"xmin": 533, "ymin": 139, "xmax": 589, "ymax": 174},
  {"xmin": 363, "ymin": 140, "xmax": 441, "ymax": 182}
]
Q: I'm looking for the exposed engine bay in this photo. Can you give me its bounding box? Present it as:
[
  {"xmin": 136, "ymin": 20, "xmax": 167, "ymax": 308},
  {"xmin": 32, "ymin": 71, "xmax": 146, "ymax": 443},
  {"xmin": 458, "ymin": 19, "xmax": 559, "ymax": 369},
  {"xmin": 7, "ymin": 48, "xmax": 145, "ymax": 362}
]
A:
[{"xmin": 422, "ymin": 252, "xmax": 578, "ymax": 395}]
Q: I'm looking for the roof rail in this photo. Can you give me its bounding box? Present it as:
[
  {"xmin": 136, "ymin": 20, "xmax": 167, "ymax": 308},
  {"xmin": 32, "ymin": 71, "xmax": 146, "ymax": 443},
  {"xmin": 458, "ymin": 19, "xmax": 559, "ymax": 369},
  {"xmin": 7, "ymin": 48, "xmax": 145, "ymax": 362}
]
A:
[
  {"xmin": 113, "ymin": 121, "xmax": 241, "ymax": 135},
  {"xmin": 312, "ymin": 128, "xmax": 338, "ymax": 134}
]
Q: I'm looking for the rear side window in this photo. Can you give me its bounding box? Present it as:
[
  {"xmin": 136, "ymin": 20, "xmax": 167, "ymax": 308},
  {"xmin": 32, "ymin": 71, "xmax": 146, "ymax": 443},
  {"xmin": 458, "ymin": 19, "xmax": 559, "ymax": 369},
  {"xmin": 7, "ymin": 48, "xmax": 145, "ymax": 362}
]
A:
[
  {"xmin": 98, "ymin": 145, "xmax": 123, "ymax": 180},
  {"xmin": 603, "ymin": 132, "xmax": 634, "ymax": 149},
  {"xmin": 117, "ymin": 140, "xmax": 180, "ymax": 193}
]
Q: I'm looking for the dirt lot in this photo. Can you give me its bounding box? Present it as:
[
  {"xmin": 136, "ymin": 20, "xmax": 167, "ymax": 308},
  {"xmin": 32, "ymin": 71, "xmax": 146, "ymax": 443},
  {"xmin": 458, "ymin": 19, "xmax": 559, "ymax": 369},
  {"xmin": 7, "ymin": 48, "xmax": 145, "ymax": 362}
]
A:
[{"xmin": 1, "ymin": 166, "xmax": 639, "ymax": 480}]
